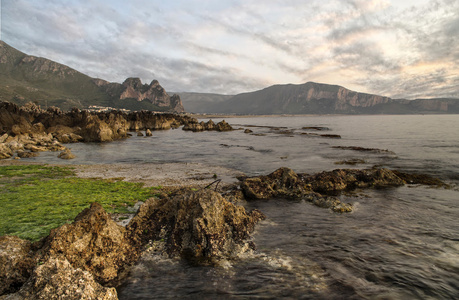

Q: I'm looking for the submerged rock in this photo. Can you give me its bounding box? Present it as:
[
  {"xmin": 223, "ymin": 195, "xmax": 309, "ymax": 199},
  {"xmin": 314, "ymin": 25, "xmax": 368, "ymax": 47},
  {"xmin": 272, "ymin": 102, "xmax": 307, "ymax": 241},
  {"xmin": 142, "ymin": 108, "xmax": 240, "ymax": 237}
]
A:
[{"xmin": 128, "ymin": 190, "xmax": 264, "ymax": 262}]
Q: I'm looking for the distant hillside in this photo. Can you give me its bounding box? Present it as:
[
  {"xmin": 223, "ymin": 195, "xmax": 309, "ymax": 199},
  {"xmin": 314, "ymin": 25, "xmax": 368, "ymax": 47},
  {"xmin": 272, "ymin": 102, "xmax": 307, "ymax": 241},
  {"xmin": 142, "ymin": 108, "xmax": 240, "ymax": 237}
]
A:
[
  {"xmin": 174, "ymin": 92, "xmax": 234, "ymax": 113},
  {"xmin": 0, "ymin": 41, "xmax": 184, "ymax": 112},
  {"xmin": 203, "ymin": 82, "xmax": 459, "ymax": 114}
]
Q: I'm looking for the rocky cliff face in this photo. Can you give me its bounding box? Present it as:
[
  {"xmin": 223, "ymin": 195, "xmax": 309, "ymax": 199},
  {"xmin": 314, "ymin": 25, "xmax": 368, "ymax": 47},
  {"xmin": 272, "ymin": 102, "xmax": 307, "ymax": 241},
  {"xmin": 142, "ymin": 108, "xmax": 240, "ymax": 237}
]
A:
[
  {"xmin": 0, "ymin": 41, "xmax": 185, "ymax": 113},
  {"xmin": 120, "ymin": 78, "xmax": 185, "ymax": 113}
]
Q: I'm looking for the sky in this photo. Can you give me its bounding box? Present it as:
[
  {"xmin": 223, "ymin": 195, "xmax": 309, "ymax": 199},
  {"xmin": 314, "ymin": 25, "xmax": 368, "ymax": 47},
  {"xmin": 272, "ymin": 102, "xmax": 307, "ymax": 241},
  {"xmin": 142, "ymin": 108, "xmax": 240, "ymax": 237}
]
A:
[{"xmin": 1, "ymin": 0, "xmax": 458, "ymax": 99}]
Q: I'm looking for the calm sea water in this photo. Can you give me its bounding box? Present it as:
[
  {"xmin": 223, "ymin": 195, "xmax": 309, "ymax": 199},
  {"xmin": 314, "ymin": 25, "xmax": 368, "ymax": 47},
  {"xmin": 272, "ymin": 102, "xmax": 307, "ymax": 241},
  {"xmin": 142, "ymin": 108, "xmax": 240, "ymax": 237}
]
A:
[{"xmin": 30, "ymin": 115, "xmax": 459, "ymax": 299}]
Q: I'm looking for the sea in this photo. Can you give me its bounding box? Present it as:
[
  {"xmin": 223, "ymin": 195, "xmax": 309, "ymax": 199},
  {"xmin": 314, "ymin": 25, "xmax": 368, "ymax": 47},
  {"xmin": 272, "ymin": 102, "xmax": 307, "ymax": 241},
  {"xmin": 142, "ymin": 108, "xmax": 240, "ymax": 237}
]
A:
[{"xmin": 29, "ymin": 115, "xmax": 459, "ymax": 299}]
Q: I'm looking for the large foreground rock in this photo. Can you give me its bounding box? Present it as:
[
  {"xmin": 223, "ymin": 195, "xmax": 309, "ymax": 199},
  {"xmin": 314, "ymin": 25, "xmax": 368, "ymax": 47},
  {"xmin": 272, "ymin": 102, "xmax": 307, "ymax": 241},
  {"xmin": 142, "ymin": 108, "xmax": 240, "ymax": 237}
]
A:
[
  {"xmin": 2, "ymin": 256, "xmax": 117, "ymax": 300},
  {"xmin": 35, "ymin": 202, "xmax": 139, "ymax": 285},
  {"xmin": 128, "ymin": 190, "xmax": 265, "ymax": 262},
  {"xmin": 0, "ymin": 237, "xmax": 34, "ymax": 295}
]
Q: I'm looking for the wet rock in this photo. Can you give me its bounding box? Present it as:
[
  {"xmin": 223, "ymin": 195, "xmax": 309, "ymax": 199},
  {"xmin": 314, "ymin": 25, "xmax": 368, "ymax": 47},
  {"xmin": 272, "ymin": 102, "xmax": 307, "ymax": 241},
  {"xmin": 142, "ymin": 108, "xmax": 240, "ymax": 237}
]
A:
[
  {"xmin": 302, "ymin": 126, "xmax": 330, "ymax": 131},
  {"xmin": 335, "ymin": 159, "xmax": 366, "ymax": 165},
  {"xmin": 183, "ymin": 119, "xmax": 233, "ymax": 132},
  {"xmin": 17, "ymin": 151, "xmax": 39, "ymax": 158},
  {"xmin": 241, "ymin": 167, "xmax": 308, "ymax": 200},
  {"xmin": 127, "ymin": 190, "xmax": 265, "ymax": 262},
  {"xmin": 244, "ymin": 129, "xmax": 253, "ymax": 134},
  {"xmin": 392, "ymin": 170, "xmax": 448, "ymax": 187},
  {"xmin": 332, "ymin": 145, "xmax": 395, "ymax": 154},
  {"xmin": 303, "ymin": 168, "xmax": 405, "ymax": 194},
  {"xmin": 3, "ymin": 256, "xmax": 118, "ymax": 300},
  {"xmin": 58, "ymin": 148, "xmax": 76, "ymax": 159},
  {"xmin": 136, "ymin": 131, "xmax": 144, "ymax": 137},
  {"xmin": 35, "ymin": 202, "xmax": 139, "ymax": 285},
  {"xmin": 0, "ymin": 236, "xmax": 34, "ymax": 296},
  {"xmin": 145, "ymin": 129, "xmax": 152, "ymax": 136},
  {"xmin": 215, "ymin": 120, "xmax": 232, "ymax": 131}
]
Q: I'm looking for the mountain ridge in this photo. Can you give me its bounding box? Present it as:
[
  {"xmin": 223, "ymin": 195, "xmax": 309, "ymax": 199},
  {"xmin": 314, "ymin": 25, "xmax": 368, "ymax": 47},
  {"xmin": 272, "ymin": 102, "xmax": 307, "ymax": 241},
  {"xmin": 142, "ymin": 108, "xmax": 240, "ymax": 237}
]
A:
[
  {"xmin": 0, "ymin": 41, "xmax": 184, "ymax": 112},
  {"xmin": 179, "ymin": 82, "xmax": 459, "ymax": 114}
]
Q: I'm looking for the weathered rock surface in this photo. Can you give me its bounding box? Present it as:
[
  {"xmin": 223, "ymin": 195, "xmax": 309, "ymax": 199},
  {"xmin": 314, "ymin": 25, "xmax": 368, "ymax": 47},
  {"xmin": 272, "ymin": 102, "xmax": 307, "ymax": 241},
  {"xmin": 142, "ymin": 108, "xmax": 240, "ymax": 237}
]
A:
[
  {"xmin": 303, "ymin": 168, "xmax": 405, "ymax": 194},
  {"xmin": 127, "ymin": 190, "xmax": 264, "ymax": 262},
  {"xmin": 238, "ymin": 167, "xmax": 442, "ymax": 213},
  {"xmin": 120, "ymin": 78, "xmax": 185, "ymax": 113},
  {"xmin": 0, "ymin": 236, "xmax": 34, "ymax": 296},
  {"xmin": 182, "ymin": 119, "xmax": 233, "ymax": 132},
  {"xmin": 34, "ymin": 202, "xmax": 139, "ymax": 285},
  {"xmin": 58, "ymin": 148, "xmax": 76, "ymax": 159},
  {"xmin": 2, "ymin": 256, "xmax": 118, "ymax": 300}
]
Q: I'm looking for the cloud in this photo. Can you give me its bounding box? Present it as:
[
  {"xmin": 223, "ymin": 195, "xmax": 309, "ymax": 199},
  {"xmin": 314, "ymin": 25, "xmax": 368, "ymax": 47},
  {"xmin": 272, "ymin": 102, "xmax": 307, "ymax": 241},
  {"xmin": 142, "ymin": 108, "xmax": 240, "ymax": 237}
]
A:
[{"xmin": 1, "ymin": 0, "xmax": 458, "ymax": 98}]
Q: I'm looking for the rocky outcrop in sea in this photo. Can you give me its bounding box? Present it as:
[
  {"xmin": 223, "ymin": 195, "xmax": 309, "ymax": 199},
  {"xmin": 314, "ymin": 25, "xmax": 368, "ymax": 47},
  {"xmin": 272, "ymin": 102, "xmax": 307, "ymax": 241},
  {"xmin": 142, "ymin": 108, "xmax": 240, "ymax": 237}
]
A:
[{"xmin": 0, "ymin": 101, "xmax": 232, "ymax": 159}]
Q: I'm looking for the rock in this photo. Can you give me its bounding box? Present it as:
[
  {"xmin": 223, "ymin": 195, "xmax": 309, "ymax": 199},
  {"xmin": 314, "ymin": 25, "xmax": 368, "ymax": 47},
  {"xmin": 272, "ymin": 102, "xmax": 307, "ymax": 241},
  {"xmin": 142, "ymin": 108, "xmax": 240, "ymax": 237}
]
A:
[
  {"xmin": 3, "ymin": 256, "xmax": 118, "ymax": 300},
  {"xmin": 17, "ymin": 151, "xmax": 39, "ymax": 158},
  {"xmin": 127, "ymin": 190, "xmax": 265, "ymax": 262},
  {"xmin": 240, "ymin": 167, "xmax": 353, "ymax": 212},
  {"xmin": 136, "ymin": 131, "xmax": 143, "ymax": 137},
  {"xmin": 0, "ymin": 144, "xmax": 13, "ymax": 159},
  {"xmin": 215, "ymin": 120, "xmax": 232, "ymax": 131},
  {"xmin": 241, "ymin": 167, "xmax": 307, "ymax": 200},
  {"xmin": 35, "ymin": 203, "xmax": 139, "ymax": 285},
  {"xmin": 244, "ymin": 129, "xmax": 253, "ymax": 134},
  {"xmin": 303, "ymin": 168, "xmax": 405, "ymax": 194},
  {"xmin": 58, "ymin": 148, "xmax": 76, "ymax": 159},
  {"xmin": 145, "ymin": 129, "xmax": 152, "ymax": 136},
  {"xmin": 0, "ymin": 236, "xmax": 34, "ymax": 296},
  {"xmin": 0, "ymin": 133, "xmax": 8, "ymax": 143}
]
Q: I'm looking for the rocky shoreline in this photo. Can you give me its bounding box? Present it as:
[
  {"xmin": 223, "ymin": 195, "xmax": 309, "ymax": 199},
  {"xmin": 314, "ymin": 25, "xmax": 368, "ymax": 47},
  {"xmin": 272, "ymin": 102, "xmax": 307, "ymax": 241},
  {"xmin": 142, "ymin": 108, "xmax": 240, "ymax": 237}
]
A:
[
  {"xmin": 0, "ymin": 102, "xmax": 451, "ymax": 299},
  {"xmin": 0, "ymin": 101, "xmax": 232, "ymax": 160},
  {"xmin": 0, "ymin": 158, "xmax": 449, "ymax": 299}
]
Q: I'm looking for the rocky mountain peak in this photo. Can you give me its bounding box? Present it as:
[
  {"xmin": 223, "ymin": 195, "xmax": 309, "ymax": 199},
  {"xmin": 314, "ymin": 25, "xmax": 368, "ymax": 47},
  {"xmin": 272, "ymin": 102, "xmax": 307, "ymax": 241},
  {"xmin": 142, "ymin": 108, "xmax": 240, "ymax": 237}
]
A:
[{"xmin": 120, "ymin": 77, "xmax": 184, "ymax": 112}]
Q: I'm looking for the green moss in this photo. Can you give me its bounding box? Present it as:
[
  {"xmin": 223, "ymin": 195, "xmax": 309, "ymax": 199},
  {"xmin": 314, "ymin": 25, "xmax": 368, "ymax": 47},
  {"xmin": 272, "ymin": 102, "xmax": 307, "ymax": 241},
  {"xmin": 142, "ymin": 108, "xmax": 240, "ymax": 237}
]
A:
[{"xmin": 0, "ymin": 164, "xmax": 160, "ymax": 241}]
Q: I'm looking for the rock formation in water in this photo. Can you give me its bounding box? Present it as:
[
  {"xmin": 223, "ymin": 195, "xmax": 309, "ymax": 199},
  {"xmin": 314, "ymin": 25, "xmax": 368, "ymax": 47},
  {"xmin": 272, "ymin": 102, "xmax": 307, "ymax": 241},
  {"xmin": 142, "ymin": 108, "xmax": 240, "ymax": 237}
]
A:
[
  {"xmin": 235, "ymin": 167, "xmax": 447, "ymax": 213},
  {"xmin": 127, "ymin": 190, "xmax": 264, "ymax": 262},
  {"xmin": 0, "ymin": 101, "xmax": 231, "ymax": 159}
]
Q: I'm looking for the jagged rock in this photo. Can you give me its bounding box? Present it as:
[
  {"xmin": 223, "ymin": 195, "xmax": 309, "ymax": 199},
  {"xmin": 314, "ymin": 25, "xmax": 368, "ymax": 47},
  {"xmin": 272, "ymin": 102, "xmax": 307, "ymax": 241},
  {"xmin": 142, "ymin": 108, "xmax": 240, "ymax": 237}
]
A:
[
  {"xmin": 58, "ymin": 148, "xmax": 75, "ymax": 159},
  {"xmin": 120, "ymin": 78, "xmax": 185, "ymax": 113},
  {"xmin": 145, "ymin": 129, "xmax": 152, "ymax": 136},
  {"xmin": 127, "ymin": 190, "xmax": 265, "ymax": 262},
  {"xmin": 0, "ymin": 236, "xmax": 34, "ymax": 296},
  {"xmin": 3, "ymin": 256, "xmax": 118, "ymax": 300},
  {"xmin": 215, "ymin": 120, "xmax": 233, "ymax": 131},
  {"xmin": 35, "ymin": 203, "xmax": 139, "ymax": 285}
]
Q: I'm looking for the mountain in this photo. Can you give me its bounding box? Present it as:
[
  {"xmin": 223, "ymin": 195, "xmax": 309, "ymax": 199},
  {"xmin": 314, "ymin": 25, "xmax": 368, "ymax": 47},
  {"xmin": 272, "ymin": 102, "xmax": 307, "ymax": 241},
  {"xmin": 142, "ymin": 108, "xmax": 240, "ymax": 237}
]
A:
[
  {"xmin": 174, "ymin": 92, "xmax": 234, "ymax": 113},
  {"xmin": 200, "ymin": 82, "xmax": 459, "ymax": 115},
  {"xmin": 0, "ymin": 41, "xmax": 184, "ymax": 112}
]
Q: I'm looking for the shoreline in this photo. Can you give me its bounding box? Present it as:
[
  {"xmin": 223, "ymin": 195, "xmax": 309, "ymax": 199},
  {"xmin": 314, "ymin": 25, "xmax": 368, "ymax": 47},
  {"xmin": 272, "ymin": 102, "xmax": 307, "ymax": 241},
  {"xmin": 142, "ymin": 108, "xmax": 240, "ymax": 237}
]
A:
[{"xmin": 0, "ymin": 160, "xmax": 244, "ymax": 188}]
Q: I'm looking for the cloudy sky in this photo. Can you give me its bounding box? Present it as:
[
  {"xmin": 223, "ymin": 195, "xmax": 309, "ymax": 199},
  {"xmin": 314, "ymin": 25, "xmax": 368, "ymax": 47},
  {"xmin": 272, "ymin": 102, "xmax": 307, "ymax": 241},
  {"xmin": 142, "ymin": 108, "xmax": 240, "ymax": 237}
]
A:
[{"xmin": 1, "ymin": 0, "xmax": 458, "ymax": 99}]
